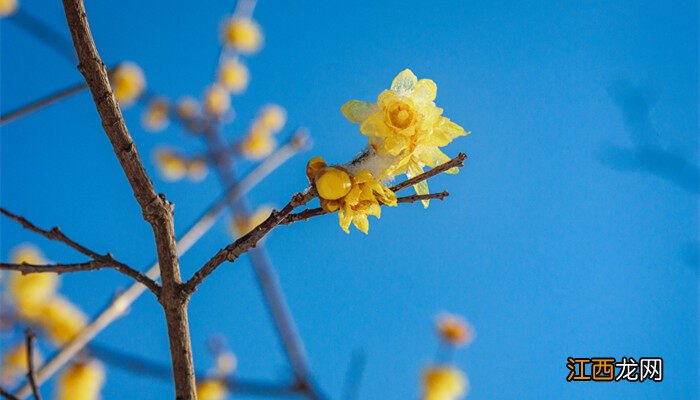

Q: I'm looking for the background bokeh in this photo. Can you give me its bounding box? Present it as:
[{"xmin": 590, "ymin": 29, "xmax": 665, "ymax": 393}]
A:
[{"xmin": 1, "ymin": 0, "xmax": 697, "ymax": 398}]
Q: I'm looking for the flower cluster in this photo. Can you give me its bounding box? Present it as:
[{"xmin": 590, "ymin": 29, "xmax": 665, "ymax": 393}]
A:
[
  {"xmin": 239, "ymin": 105, "xmax": 287, "ymax": 160},
  {"xmin": 154, "ymin": 148, "xmax": 208, "ymax": 182},
  {"xmin": 306, "ymin": 156, "xmax": 397, "ymax": 234},
  {"xmin": 420, "ymin": 313, "xmax": 474, "ymax": 400}
]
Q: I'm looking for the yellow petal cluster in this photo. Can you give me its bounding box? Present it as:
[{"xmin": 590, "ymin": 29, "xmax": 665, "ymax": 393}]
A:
[
  {"xmin": 176, "ymin": 96, "xmax": 201, "ymax": 121},
  {"xmin": 436, "ymin": 313, "xmax": 474, "ymax": 347},
  {"xmin": 230, "ymin": 206, "xmax": 273, "ymax": 237},
  {"xmin": 55, "ymin": 360, "xmax": 105, "ymax": 400},
  {"xmin": 196, "ymin": 379, "xmax": 228, "ymax": 400},
  {"xmin": 0, "ymin": 0, "xmax": 17, "ymax": 17},
  {"xmin": 221, "ymin": 17, "xmax": 263, "ymax": 54},
  {"xmin": 7, "ymin": 244, "xmax": 58, "ymax": 317},
  {"xmin": 37, "ymin": 295, "xmax": 87, "ymax": 344},
  {"xmin": 307, "ymin": 157, "xmax": 397, "ymax": 234},
  {"xmin": 1, "ymin": 341, "xmax": 42, "ymax": 384},
  {"xmin": 110, "ymin": 62, "xmax": 146, "ymax": 106},
  {"xmin": 203, "ymin": 84, "xmax": 232, "ymax": 117},
  {"xmin": 422, "ymin": 366, "xmax": 468, "ymax": 400},
  {"xmin": 218, "ymin": 58, "xmax": 249, "ymax": 94},
  {"xmin": 155, "ymin": 149, "xmax": 207, "ymax": 182},
  {"xmin": 341, "ymin": 69, "xmax": 468, "ymax": 206},
  {"xmin": 239, "ymin": 105, "xmax": 286, "ymax": 160},
  {"xmin": 142, "ymin": 97, "xmax": 170, "ymax": 132}
]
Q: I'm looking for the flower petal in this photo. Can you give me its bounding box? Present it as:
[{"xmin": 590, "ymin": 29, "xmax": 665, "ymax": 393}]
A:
[
  {"xmin": 413, "ymin": 79, "xmax": 437, "ymax": 103},
  {"xmin": 407, "ymin": 162, "xmax": 430, "ymax": 208},
  {"xmin": 352, "ymin": 214, "xmax": 370, "ymax": 234},
  {"xmin": 341, "ymin": 100, "xmax": 379, "ymax": 124},
  {"xmin": 391, "ymin": 69, "xmax": 417, "ymax": 97}
]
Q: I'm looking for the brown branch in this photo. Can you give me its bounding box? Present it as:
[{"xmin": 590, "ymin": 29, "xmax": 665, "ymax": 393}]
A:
[
  {"xmin": 0, "ymin": 387, "xmax": 19, "ymax": 400},
  {"xmin": 61, "ymin": 0, "xmax": 195, "ymax": 397},
  {"xmin": 24, "ymin": 329, "xmax": 41, "ymax": 400},
  {"xmin": 282, "ymin": 191, "xmax": 450, "ymax": 225},
  {"xmin": 0, "ymin": 208, "xmax": 160, "ymax": 295},
  {"xmin": 184, "ymin": 189, "xmax": 316, "ymax": 293},
  {"xmin": 389, "ymin": 153, "xmax": 466, "ymax": 192}
]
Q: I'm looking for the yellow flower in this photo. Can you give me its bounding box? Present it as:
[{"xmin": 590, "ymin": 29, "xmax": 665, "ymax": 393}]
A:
[
  {"xmin": 239, "ymin": 129, "xmax": 276, "ymax": 160},
  {"xmin": 1, "ymin": 341, "xmax": 42, "ymax": 384},
  {"xmin": 142, "ymin": 97, "xmax": 170, "ymax": 132},
  {"xmin": 187, "ymin": 158, "xmax": 209, "ymax": 182},
  {"xmin": 0, "ymin": 0, "xmax": 17, "ymax": 17},
  {"xmin": 37, "ymin": 296, "xmax": 86, "ymax": 344},
  {"xmin": 218, "ymin": 58, "xmax": 249, "ymax": 94},
  {"xmin": 196, "ymin": 379, "xmax": 228, "ymax": 400},
  {"xmin": 154, "ymin": 148, "xmax": 187, "ymax": 181},
  {"xmin": 221, "ymin": 17, "xmax": 263, "ymax": 54},
  {"xmin": 308, "ymin": 158, "xmax": 397, "ymax": 234},
  {"xmin": 215, "ymin": 351, "xmax": 237, "ymax": 375},
  {"xmin": 204, "ymin": 84, "xmax": 232, "ymax": 117},
  {"xmin": 256, "ymin": 105, "xmax": 286, "ymax": 133},
  {"xmin": 422, "ymin": 366, "xmax": 468, "ymax": 400},
  {"xmin": 230, "ymin": 206, "xmax": 274, "ymax": 237},
  {"xmin": 176, "ymin": 96, "xmax": 201, "ymax": 121},
  {"xmin": 6, "ymin": 244, "xmax": 58, "ymax": 317},
  {"xmin": 55, "ymin": 360, "xmax": 105, "ymax": 400},
  {"xmin": 342, "ymin": 69, "xmax": 468, "ymax": 206},
  {"xmin": 110, "ymin": 62, "xmax": 146, "ymax": 106},
  {"xmin": 436, "ymin": 313, "xmax": 474, "ymax": 347}
]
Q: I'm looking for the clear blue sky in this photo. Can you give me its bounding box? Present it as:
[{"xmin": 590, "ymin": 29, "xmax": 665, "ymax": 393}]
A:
[{"xmin": 1, "ymin": 1, "xmax": 698, "ymax": 399}]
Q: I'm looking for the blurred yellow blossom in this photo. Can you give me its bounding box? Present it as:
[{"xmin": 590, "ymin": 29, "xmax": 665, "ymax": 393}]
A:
[
  {"xmin": 142, "ymin": 97, "xmax": 170, "ymax": 132},
  {"xmin": 230, "ymin": 206, "xmax": 273, "ymax": 237},
  {"xmin": 239, "ymin": 130, "xmax": 275, "ymax": 160},
  {"xmin": 187, "ymin": 158, "xmax": 209, "ymax": 182},
  {"xmin": 154, "ymin": 148, "xmax": 188, "ymax": 181},
  {"xmin": 196, "ymin": 379, "xmax": 228, "ymax": 400},
  {"xmin": 239, "ymin": 105, "xmax": 286, "ymax": 160},
  {"xmin": 436, "ymin": 313, "xmax": 474, "ymax": 347},
  {"xmin": 215, "ymin": 351, "xmax": 237, "ymax": 375},
  {"xmin": 422, "ymin": 366, "xmax": 468, "ymax": 400},
  {"xmin": 204, "ymin": 84, "xmax": 232, "ymax": 117},
  {"xmin": 37, "ymin": 295, "xmax": 86, "ymax": 344},
  {"xmin": 7, "ymin": 244, "xmax": 58, "ymax": 317},
  {"xmin": 110, "ymin": 62, "xmax": 145, "ymax": 106},
  {"xmin": 55, "ymin": 360, "xmax": 105, "ymax": 400},
  {"xmin": 221, "ymin": 17, "xmax": 263, "ymax": 54},
  {"xmin": 218, "ymin": 58, "xmax": 249, "ymax": 94},
  {"xmin": 257, "ymin": 105, "xmax": 286, "ymax": 132},
  {"xmin": 0, "ymin": 0, "xmax": 17, "ymax": 17},
  {"xmin": 1, "ymin": 341, "xmax": 42, "ymax": 384},
  {"xmin": 341, "ymin": 69, "xmax": 468, "ymax": 206},
  {"xmin": 308, "ymin": 157, "xmax": 397, "ymax": 234},
  {"xmin": 176, "ymin": 96, "xmax": 201, "ymax": 121}
]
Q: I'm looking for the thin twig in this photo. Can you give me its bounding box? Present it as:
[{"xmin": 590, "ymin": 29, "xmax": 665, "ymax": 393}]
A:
[
  {"xmin": 0, "ymin": 387, "xmax": 19, "ymax": 400},
  {"xmin": 12, "ymin": 135, "xmax": 306, "ymax": 399},
  {"xmin": 389, "ymin": 153, "xmax": 466, "ymax": 192},
  {"xmin": 0, "ymin": 81, "xmax": 87, "ymax": 125},
  {"xmin": 8, "ymin": 9, "xmax": 77, "ymax": 64},
  {"xmin": 0, "ymin": 208, "xmax": 160, "ymax": 295},
  {"xmin": 24, "ymin": 329, "xmax": 41, "ymax": 400},
  {"xmin": 341, "ymin": 350, "xmax": 366, "ymax": 400}
]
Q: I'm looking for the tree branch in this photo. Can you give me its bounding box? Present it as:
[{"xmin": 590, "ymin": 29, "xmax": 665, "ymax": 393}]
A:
[
  {"xmin": 0, "ymin": 387, "xmax": 19, "ymax": 400},
  {"xmin": 0, "ymin": 208, "xmax": 160, "ymax": 294},
  {"xmin": 389, "ymin": 153, "xmax": 466, "ymax": 192},
  {"xmin": 0, "ymin": 80, "xmax": 88, "ymax": 125},
  {"xmin": 24, "ymin": 329, "xmax": 41, "ymax": 400}
]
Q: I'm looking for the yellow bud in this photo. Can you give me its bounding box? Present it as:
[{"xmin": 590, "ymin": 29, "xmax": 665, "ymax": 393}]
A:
[
  {"xmin": 110, "ymin": 62, "xmax": 145, "ymax": 106},
  {"xmin": 203, "ymin": 84, "xmax": 231, "ymax": 117},
  {"xmin": 215, "ymin": 351, "xmax": 237, "ymax": 375},
  {"xmin": 176, "ymin": 96, "xmax": 201, "ymax": 120},
  {"xmin": 142, "ymin": 97, "xmax": 170, "ymax": 132},
  {"xmin": 37, "ymin": 296, "xmax": 86, "ymax": 345},
  {"xmin": 422, "ymin": 366, "xmax": 468, "ymax": 400},
  {"xmin": 256, "ymin": 105, "xmax": 286, "ymax": 132},
  {"xmin": 218, "ymin": 58, "xmax": 249, "ymax": 93},
  {"xmin": 7, "ymin": 245, "xmax": 58, "ymax": 317},
  {"xmin": 2, "ymin": 341, "xmax": 42, "ymax": 384},
  {"xmin": 436, "ymin": 313, "xmax": 474, "ymax": 347},
  {"xmin": 154, "ymin": 148, "xmax": 187, "ymax": 181},
  {"xmin": 315, "ymin": 167, "xmax": 352, "ymax": 200},
  {"xmin": 221, "ymin": 17, "xmax": 263, "ymax": 54},
  {"xmin": 0, "ymin": 0, "xmax": 17, "ymax": 17},
  {"xmin": 320, "ymin": 198, "xmax": 340, "ymax": 213},
  {"xmin": 239, "ymin": 133, "xmax": 275, "ymax": 160},
  {"xmin": 305, "ymin": 156, "xmax": 327, "ymax": 182},
  {"xmin": 197, "ymin": 379, "xmax": 228, "ymax": 400},
  {"xmin": 55, "ymin": 360, "xmax": 105, "ymax": 400}
]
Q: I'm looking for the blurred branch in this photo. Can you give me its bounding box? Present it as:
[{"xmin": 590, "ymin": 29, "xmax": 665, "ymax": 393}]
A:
[
  {"xmin": 0, "ymin": 387, "xmax": 19, "ymax": 400},
  {"xmin": 341, "ymin": 350, "xmax": 366, "ymax": 400},
  {"xmin": 0, "ymin": 208, "xmax": 160, "ymax": 294},
  {"xmin": 8, "ymin": 8, "xmax": 77, "ymax": 64},
  {"xmin": 0, "ymin": 81, "xmax": 88, "ymax": 126},
  {"xmin": 24, "ymin": 329, "xmax": 42, "ymax": 400},
  {"xmin": 12, "ymin": 136, "xmax": 305, "ymax": 399}
]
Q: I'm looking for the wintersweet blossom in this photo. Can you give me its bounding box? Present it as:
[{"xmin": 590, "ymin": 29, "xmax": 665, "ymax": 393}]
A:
[
  {"xmin": 203, "ymin": 84, "xmax": 232, "ymax": 117},
  {"xmin": 37, "ymin": 295, "xmax": 87, "ymax": 344},
  {"xmin": 306, "ymin": 157, "xmax": 397, "ymax": 234},
  {"xmin": 196, "ymin": 379, "xmax": 228, "ymax": 400},
  {"xmin": 218, "ymin": 58, "xmax": 250, "ymax": 93},
  {"xmin": 176, "ymin": 96, "xmax": 201, "ymax": 121},
  {"xmin": 7, "ymin": 244, "xmax": 58, "ymax": 317},
  {"xmin": 342, "ymin": 69, "xmax": 468, "ymax": 206},
  {"xmin": 142, "ymin": 97, "xmax": 170, "ymax": 132},
  {"xmin": 239, "ymin": 105, "xmax": 286, "ymax": 160},
  {"xmin": 422, "ymin": 366, "xmax": 468, "ymax": 400},
  {"xmin": 0, "ymin": 0, "xmax": 17, "ymax": 17},
  {"xmin": 436, "ymin": 313, "xmax": 474, "ymax": 347},
  {"xmin": 2, "ymin": 341, "xmax": 42, "ymax": 384},
  {"xmin": 109, "ymin": 62, "xmax": 146, "ymax": 106},
  {"xmin": 221, "ymin": 17, "xmax": 263, "ymax": 54},
  {"xmin": 55, "ymin": 360, "xmax": 105, "ymax": 400},
  {"xmin": 154, "ymin": 148, "xmax": 188, "ymax": 181},
  {"xmin": 230, "ymin": 206, "xmax": 274, "ymax": 237}
]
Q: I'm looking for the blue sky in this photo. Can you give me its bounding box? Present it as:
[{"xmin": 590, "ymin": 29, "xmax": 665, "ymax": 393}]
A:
[{"xmin": 1, "ymin": 1, "xmax": 698, "ymax": 399}]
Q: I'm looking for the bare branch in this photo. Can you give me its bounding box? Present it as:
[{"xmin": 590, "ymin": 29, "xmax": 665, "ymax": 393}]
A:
[
  {"xmin": 8, "ymin": 9, "xmax": 77, "ymax": 64},
  {"xmin": 0, "ymin": 387, "xmax": 19, "ymax": 400},
  {"xmin": 389, "ymin": 153, "xmax": 466, "ymax": 192},
  {"xmin": 12, "ymin": 136, "xmax": 306, "ymax": 399},
  {"xmin": 24, "ymin": 329, "xmax": 41, "ymax": 400},
  {"xmin": 0, "ymin": 208, "xmax": 160, "ymax": 295},
  {"xmin": 0, "ymin": 81, "xmax": 88, "ymax": 125}
]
